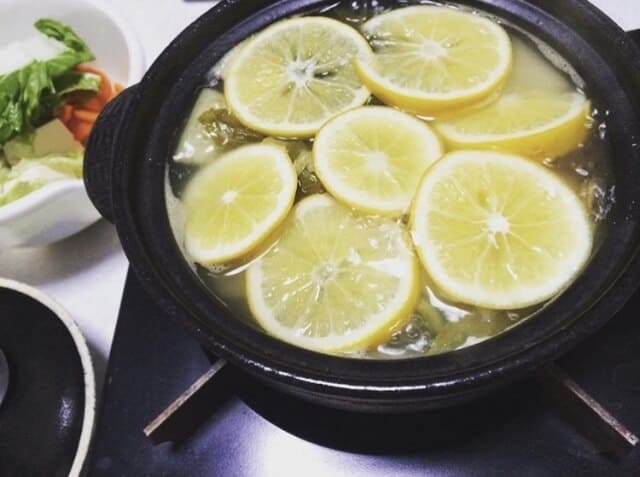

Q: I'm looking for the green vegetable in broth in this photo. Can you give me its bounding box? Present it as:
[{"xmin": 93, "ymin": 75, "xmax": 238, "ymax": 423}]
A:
[
  {"xmin": 262, "ymin": 138, "xmax": 324, "ymax": 196},
  {"xmin": 428, "ymin": 310, "xmax": 515, "ymax": 355},
  {"xmin": 198, "ymin": 108, "xmax": 264, "ymax": 149},
  {"xmin": 415, "ymin": 297, "xmax": 447, "ymax": 336},
  {"xmin": 173, "ymin": 89, "xmax": 227, "ymax": 165}
]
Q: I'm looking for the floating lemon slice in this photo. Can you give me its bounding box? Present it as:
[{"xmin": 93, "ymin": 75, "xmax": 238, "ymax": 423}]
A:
[
  {"xmin": 410, "ymin": 150, "xmax": 593, "ymax": 309},
  {"xmin": 355, "ymin": 6, "xmax": 512, "ymax": 115},
  {"xmin": 247, "ymin": 194, "xmax": 420, "ymax": 353},
  {"xmin": 313, "ymin": 106, "xmax": 443, "ymax": 216},
  {"xmin": 434, "ymin": 91, "xmax": 591, "ymax": 159},
  {"xmin": 183, "ymin": 144, "xmax": 297, "ymax": 265},
  {"xmin": 224, "ymin": 17, "xmax": 373, "ymax": 137}
]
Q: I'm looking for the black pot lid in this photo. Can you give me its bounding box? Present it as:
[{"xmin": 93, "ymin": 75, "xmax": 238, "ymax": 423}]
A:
[{"xmin": 0, "ymin": 279, "xmax": 95, "ymax": 477}]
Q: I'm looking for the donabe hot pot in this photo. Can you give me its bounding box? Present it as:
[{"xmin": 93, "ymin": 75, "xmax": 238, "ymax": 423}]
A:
[{"xmin": 85, "ymin": 0, "xmax": 640, "ymax": 412}]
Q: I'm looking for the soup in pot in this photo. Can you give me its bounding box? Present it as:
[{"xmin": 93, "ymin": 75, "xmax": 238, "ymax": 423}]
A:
[{"xmin": 166, "ymin": 1, "xmax": 614, "ymax": 358}]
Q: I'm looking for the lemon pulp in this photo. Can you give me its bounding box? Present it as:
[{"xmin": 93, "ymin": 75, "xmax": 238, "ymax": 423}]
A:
[
  {"xmin": 355, "ymin": 6, "xmax": 512, "ymax": 115},
  {"xmin": 313, "ymin": 106, "xmax": 443, "ymax": 216},
  {"xmin": 434, "ymin": 36, "xmax": 591, "ymax": 159},
  {"xmin": 183, "ymin": 144, "xmax": 297, "ymax": 265},
  {"xmin": 246, "ymin": 194, "xmax": 419, "ymax": 353},
  {"xmin": 410, "ymin": 150, "xmax": 593, "ymax": 309},
  {"xmin": 224, "ymin": 17, "xmax": 373, "ymax": 137}
]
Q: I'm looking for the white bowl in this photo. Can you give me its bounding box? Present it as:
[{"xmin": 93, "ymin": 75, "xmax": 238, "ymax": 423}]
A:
[{"xmin": 0, "ymin": 0, "xmax": 145, "ymax": 247}]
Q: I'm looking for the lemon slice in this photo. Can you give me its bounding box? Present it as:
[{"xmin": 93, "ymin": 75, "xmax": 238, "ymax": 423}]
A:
[
  {"xmin": 434, "ymin": 91, "xmax": 591, "ymax": 159},
  {"xmin": 247, "ymin": 194, "xmax": 419, "ymax": 353},
  {"xmin": 355, "ymin": 6, "xmax": 512, "ymax": 115},
  {"xmin": 183, "ymin": 144, "xmax": 297, "ymax": 265},
  {"xmin": 410, "ymin": 150, "xmax": 593, "ymax": 309},
  {"xmin": 224, "ymin": 17, "xmax": 373, "ymax": 137},
  {"xmin": 313, "ymin": 106, "xmax": 442, "ymax": 216}
]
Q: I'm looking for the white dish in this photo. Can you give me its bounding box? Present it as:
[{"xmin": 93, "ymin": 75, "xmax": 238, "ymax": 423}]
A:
[{"xmin": 0, "ymin": 0, "xmax": 145, "ymax": 247}]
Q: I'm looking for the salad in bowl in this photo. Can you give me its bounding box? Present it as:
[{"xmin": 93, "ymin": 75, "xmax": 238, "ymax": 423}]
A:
[
  {"xmin": 0, "ymin": 0, "xmax": 143, "ymax": 247},
  {"xmin": 0, "ymin": 19, "xmax": 119, "ymax": 205}
]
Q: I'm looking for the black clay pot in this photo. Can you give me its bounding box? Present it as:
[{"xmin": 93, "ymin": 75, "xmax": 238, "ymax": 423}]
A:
[{"xmin": 85, "ymin": 0, "xmax": 640, "ymax": 412}]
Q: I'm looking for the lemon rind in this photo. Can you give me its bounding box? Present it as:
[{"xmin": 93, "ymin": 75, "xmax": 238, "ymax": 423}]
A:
[{"xmin": 434, "ymin": 93, "xmax": 589, "ymax": 144}]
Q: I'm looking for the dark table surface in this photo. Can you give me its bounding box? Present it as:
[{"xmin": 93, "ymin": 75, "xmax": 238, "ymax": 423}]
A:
[{"xmin": 85, "ymin": 267, "xmax": 640, "ymax": 477}]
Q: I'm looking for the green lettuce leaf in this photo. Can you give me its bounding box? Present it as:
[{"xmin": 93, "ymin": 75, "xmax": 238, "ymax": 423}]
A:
[
  {"xmin": 0, "ymin": 19, "xmax": 98, "ymax": 145},
  {"xmin": 0, "ymin": 62, "xmax": 54, "ymax": 144},
  {"xmin": 34, "ymin": 19, "xmax": 94, "ymax": 76},
  {"xmin": 54, "ymin": 71, "xmax": 101, "ymax": 96},
  {"xmin": 0, "ymin": 180, "xmax": 45, "ymax": 206},
  {"xmin": 31, "ymin": 151, "xmax": 83, "ymax": 178},
  {"xmin": 0, "ymin": 151, "xmax": 83, "ymax": 206},
  {"xmin": 0, "ymin": 156, "xmax": 9, "ymax": 180}
]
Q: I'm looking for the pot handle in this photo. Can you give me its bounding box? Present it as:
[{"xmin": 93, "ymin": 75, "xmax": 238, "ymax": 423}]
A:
[{"xmin": 84, "ymin": 85, "xmax": 139, "ymax": 223}]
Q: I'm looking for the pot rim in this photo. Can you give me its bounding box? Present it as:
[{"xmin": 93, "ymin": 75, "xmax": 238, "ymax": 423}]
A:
[{"xmin": 107, "ymin": 0, "xmax": 640, "ymax": 407}]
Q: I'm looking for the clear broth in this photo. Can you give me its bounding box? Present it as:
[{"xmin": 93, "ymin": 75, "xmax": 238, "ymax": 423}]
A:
[{"xmin": 166, "ymin": 0, "xmax": 615, "ymax": 358}]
